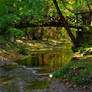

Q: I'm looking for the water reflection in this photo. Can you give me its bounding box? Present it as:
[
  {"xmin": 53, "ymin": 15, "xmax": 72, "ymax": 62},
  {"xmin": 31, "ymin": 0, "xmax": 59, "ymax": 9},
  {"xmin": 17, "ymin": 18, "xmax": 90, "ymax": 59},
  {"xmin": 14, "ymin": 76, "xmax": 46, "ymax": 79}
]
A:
[
  {"xmin": 0, "ymin": 46, "xmax": 73, "ymax": 92},
  {"xmin": 17, "ymin": 47, "xmax": 73, "ymax": 73}
]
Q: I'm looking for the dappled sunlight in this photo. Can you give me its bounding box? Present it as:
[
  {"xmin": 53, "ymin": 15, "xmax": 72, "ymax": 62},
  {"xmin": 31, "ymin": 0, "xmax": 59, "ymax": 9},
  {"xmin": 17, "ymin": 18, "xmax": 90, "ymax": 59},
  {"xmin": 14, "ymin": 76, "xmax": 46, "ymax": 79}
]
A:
[
  {"xmin": 16, "ymin": 40, "xmax": 23, "ymax": 44},
  {"xmin": 0, "ymin": 0, "xmax": 91, "ymax": 92}
]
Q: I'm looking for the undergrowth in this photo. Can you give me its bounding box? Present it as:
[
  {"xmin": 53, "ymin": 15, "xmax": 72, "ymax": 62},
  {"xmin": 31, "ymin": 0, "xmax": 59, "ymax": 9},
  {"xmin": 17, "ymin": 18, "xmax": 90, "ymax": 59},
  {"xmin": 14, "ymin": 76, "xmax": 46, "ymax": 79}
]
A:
[{"xmin": 53, "ymin": 61, "xmax": 92, "ymax": 85}]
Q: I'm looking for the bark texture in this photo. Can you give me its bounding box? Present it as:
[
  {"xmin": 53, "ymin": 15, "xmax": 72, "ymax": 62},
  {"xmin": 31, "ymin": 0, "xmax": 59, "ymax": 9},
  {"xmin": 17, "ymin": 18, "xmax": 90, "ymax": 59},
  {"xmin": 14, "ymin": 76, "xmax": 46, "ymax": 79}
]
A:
[{"xmin": 53, "ymin": 0, "xmax": 78, "ymax": 47}]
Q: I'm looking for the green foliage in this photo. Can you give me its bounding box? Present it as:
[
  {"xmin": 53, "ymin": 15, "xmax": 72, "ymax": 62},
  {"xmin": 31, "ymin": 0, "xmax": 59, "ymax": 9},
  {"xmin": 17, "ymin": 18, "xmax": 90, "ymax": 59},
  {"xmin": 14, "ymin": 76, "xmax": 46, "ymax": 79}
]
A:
[
  {"xmin": 53, "ymin": 61, "xmax": 92, "ymax": 85},
  {"xmin": 76, "ymin": 47, "xmax": 85, "ymax": 53},
  {"xmin": 0, "ymin": 0, "xmax": 20, "ymax": 30},
  {"xmin": 72, "ymin": 46, "xmax": 85, "ymax": 53},
  {"xmin": 0, "ymin": 0, "xmax": 47, "ymax": 36},
  {"xmin": 0, "ymin": 0, "xmax": 91, "ymax": 42},
  {"xmin": 17, "ymin": 45, "xmax": 28, "ymax": 55},
  {"xmin": 0, "ymin": 36, "xmax": 7, "ymax": 40},
  {"xmin": 7, "ymin": 28, "xmax": 24, "ymax": 36}
]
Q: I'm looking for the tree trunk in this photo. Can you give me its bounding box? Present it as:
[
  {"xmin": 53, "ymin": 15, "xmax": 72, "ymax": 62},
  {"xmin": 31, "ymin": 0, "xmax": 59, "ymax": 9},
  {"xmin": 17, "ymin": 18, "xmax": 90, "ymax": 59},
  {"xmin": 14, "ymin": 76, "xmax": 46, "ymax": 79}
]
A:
[
  {"xmin": 25, "ymin": 31, "xmax": 30, "ymax": 40},
  {"xmin": 9, "ymin": 33, "xmax": 15, "ymax": 43},
  {"xmin": 53, "ymin": 0, "xmax": 78, "ymax": 47},
  {"xmin": 39, "ymin": 27, "xmax": 44, "ymax": 40}
]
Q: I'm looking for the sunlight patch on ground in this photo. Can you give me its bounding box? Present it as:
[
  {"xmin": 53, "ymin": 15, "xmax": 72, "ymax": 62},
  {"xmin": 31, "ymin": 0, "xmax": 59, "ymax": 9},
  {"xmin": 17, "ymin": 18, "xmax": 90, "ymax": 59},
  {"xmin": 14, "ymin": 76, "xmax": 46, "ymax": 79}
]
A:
[
  {"xmin": 85, "ymin": 47, "xmax": 92, "ymax": 51},
  {"xmin": 26, "ymin": 42, "xmax": 47, "ymax": 48},
  {"xmin": 16, "ymin": 40, "xmax": 23, "ymax": 44}
]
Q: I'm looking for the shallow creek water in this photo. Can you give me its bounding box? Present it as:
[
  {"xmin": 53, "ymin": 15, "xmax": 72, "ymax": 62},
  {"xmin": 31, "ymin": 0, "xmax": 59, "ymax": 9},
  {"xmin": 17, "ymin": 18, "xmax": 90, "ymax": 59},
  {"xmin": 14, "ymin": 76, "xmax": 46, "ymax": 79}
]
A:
[{"xmin": 0, "ymin": 46, "xmax": 73, "ymax": 92}]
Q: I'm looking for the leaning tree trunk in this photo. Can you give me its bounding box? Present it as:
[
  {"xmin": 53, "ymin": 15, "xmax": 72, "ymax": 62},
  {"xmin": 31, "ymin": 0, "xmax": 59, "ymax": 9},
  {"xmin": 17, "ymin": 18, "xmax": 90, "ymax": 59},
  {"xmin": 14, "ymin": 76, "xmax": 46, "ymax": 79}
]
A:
[{"xmin": 53, "ymin": 0, "xmax": 78, "ymax": 47}]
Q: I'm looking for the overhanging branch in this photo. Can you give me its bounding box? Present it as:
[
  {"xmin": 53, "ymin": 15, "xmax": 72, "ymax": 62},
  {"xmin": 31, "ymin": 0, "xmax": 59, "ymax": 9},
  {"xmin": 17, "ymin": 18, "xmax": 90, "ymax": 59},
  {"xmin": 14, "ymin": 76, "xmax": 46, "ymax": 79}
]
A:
[{"xmin": 16, "ymin": 21, "xmax": 83, "ymax": 29}]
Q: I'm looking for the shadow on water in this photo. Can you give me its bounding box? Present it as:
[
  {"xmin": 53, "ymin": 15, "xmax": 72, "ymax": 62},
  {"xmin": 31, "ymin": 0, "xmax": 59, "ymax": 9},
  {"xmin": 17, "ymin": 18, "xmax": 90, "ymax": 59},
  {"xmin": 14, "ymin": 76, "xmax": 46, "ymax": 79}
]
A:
[{"xmin": 0, "ymin": 46, "xmax": 73, "ymax": 92}]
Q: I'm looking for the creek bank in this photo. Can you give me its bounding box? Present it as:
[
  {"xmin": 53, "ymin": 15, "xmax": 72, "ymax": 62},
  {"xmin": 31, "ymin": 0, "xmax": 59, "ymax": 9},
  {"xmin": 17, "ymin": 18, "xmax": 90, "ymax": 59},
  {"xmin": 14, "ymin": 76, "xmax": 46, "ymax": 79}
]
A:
[
  {"xmin": 46, "ymin": 79, "xmax": 91, "ymax": 92},
  {"xmin": 0, "ymin": 39, "xmax": 71, "ymax": 64},
  {"xmin": 53, "ymin": 49, "xmax": 92, "ymax": 92}
]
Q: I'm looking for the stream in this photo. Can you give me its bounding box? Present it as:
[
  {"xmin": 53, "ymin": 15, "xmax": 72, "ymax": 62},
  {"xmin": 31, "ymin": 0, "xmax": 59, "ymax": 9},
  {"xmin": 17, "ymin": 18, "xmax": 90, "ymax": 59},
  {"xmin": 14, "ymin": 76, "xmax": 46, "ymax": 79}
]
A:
[{"xmin": 0, "ymin": 46, "xmax": 73, "ymax": 92}]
